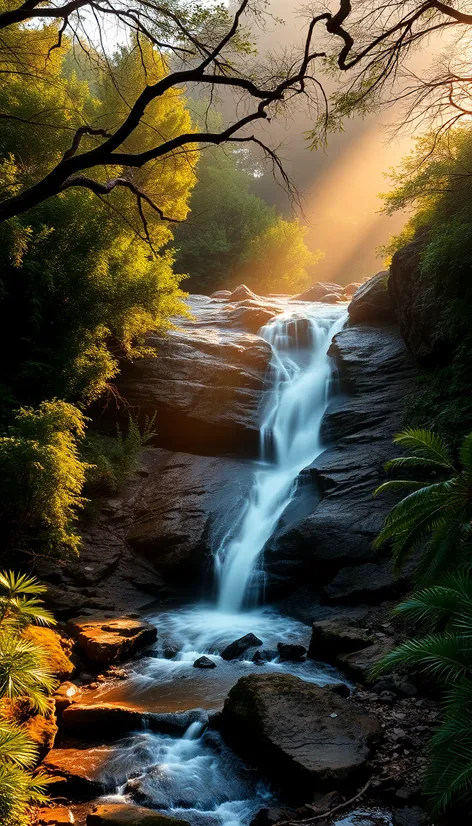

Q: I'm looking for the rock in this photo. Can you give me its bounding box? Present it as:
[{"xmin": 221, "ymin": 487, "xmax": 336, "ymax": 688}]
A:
[
  {"xmin": 124, "ymin": 450, "xmax": 253, "ymax": 585},
  {"xmin": 87, "ymin": 804, "xmax": 191, "ymax": 826},
  {"xmin": 66, "ymin": 616, "xmax": 157, "ymax": 665},
  {"xmin": 193, "ymin": 656, "xmax": 216, "ymax": 669},
  {"xmin": 348, "ymin": 271, "xmax": 393, "ymax": 324},
  {"xmin": 24, "ymin": 711, "xmax": 58, "ymax": 759},
  {"xmin": 24, "ymin": 626, "xmax": 75, "ymax": 681},
  {"xmin": 326, "ymin": 682, "xmax": 351, "ymax": 699},
  {"xmin": 389, "ymin": 230, "xmax": 446, "ymax": 362},
  {"xmin": 392, "ymin": 807, "xmax": 427, "ymax": 826},
  {"xmin": 252, "ymin": 649, "xmax": 278, "ymax": 664},
  {"xmin": 211, "ymin": 290, "xmax": 232, "ymax": 299},
  {"xmin": 44, "ymin": 585, "xmax": 89, "ymax": 619},
  {"xmin": 220, "ymin": 674, "xmax": 381, "ymax": 798},
  {"xmin": 250, "ymin": 807, "xmax": 295, "ymax": 826},
  {"xmin": 37, "ymin": 807, "xmax": 74, "ymax": 825},
  {"xmin": 320, "ymin": 293, "xmax": 341, "ymax": 303},
  {"xmin": 221, "ymin": 633, "xmax": 263, "ymax": 661},
  {"xmin": 323, "ymin": 560, "xmax": 407, "ymax": 603},
  {"xmin": 53, "ymin": 682, "xmax": 82, "ymax": 716},
  {"xmin": 292, "ymin": 282, "xmax": 344, "ymax": 302},
  {"xmin": 92, "ymin": 294, "xmax": 272, "ymax": 457},
  {"xmin": 277, "ymin": 642, "xmax": 306, "ymax": 661},
  {"xmin": 42, "ymin": 745, "xmax": 116, "ymax": 797},
  {"xmin": 336, "ymin": 640, "xmax": 396, "ymax": 683},
  {"xmin": 228, "ymin": 284, "xmax": 259, "ymax": 302},
  {"xmin": 62, "ymin": 703, "xmax": 144, "ymax": 735},
  {"xmin": 227, "ymin": 299, "xmax": 281, "ymax": 332},
  {"xmin": 344, "ymin": 282, "xmax": 362, "ymax": 297},
  {"xmin": 310, "ymin": 791, "xmax": 344, "ymax": 814},
  {"xmin": 309, "ymin": 616, "xmax": 372, "ymax": 660}
]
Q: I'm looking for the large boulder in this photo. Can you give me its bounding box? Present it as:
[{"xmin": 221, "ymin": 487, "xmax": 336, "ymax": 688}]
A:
[
  {"xmin": 348, "ymin": 272, "xmax": 393, "ymax": 324},
  {"xmin": 344, "ymin": 282, "xmax": 362, "ymax": 297},
  {"xmin": 92, "ymin": 295, "xmax": 272, "ymax": 458},
  {"xmin": 221, "ymin": 633, "xmax": 263, "ymax": 661},
  {"xmin": 309, "ymin": 616, "xmax": 372, "ymax": 660},
  {"xmin": 292, "ymin": 282, "xmax": 344, "ymax": 302},
  {"xmin": 320, "ymin": 293, "xmax": 342, "ymax": 304},
  {"xmin": 336, "ymin": 639, "xmax": 397, "ymax": 683},
  {"xmin": 66, "ymin": 616, "xmax": 157, "ymax": 665},
  {"xmin": 87, "ymin": 805, "xmax": 190, "ymax": 826},
  {"xmin": 220, "ymin": 674, "xmax": 381, "ymax": 798},
  {"xmin": 227, "ymin": 284, "xmax": 259, "ymax": 302},
  {"xmin": 389, "ymin": 231, "xmax": 447, "ymax": 362}
]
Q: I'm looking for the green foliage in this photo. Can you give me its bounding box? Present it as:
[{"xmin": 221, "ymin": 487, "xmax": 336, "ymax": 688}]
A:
[
  {"xmin": 83, "ymin": 416, "xmax": 156, "ymax": 495},
  {"xmin": 237, "ymin": 217, "xmax": 323, "ymax": 295},
  {"xmin": 0, "ymin": 25, "xmax": 195, "ymax": 413},
  {"xmin": 372, "ymin": 572, "xmax": 472, "ymax": 814},
  {"xmin": 174, "ymin": 146, "xmax": 278, "ymax": 293},
  {"xmin": 0, "ymin": 400, "xmax": 88, "ymax": 556},
  {"xmin": 374, "ymin": 428, "xmax": 472, "ymax": 584},
  {"xmin": 380, "ymin": 128, "xmax": 472, "ymax": 441},
  {"xmin": 0, "ymin": 570, "xmax": 57, "ymax": 825}
]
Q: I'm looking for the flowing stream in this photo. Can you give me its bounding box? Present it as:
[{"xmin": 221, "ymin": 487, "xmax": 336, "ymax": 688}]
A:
[{"xmin": 81, "ymin": 302, "xmax": 392, "ymax": 826}]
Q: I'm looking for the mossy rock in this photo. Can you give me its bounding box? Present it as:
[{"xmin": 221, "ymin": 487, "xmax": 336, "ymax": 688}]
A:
[{"xmin": 24, "ymin": 626, "xmax": 75, "ymax": 681}]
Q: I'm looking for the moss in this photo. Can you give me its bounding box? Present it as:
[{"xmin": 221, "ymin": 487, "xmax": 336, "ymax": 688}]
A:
[{"xmin": 24, "ymin": 626, "xmax": 75, "ymax": 682}]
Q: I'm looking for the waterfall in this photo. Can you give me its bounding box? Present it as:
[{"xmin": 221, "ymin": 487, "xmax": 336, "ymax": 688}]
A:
[{"xmin": 216, "ymin": 307, "xmax": 347, "ymax": 614}]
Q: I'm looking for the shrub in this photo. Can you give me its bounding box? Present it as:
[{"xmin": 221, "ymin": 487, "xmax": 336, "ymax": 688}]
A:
[
  {"xmin": 82, "ymin": 415, "xmax": 156, "ymax": 495},
  {"xmin": 0, "ymin": 400, "xmax": 88, "ymax": 556}
]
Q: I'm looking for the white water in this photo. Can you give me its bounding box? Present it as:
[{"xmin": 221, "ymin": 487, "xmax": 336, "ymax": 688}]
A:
[{"xmin": 217, "ymin": 307, "xmax": 347, "ymax": 613}]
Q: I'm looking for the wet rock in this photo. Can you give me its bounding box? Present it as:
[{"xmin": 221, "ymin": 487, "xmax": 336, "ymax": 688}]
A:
[
  {"xmin": 37, "ymin": 807, "xmax": 74, "ymax": 825},
  {"xmin": 62, "ymin": 703, "xmax": 144, "ymax": 735},
  {"xmin": 348, "ymin": 271, "xmax": 393, "ymax": 324},
  {"xmin": 228, "ymin": 284, "xmax": 259, "ymax": 302},
  {"xmin": 323, "ymin": 561, "xmax": 408, "ymax": 604},
  {"xmin": 292, "ymin": 282, "xmax": 343, "ymax": 302},
  {"xmin": 163, "ymin": 644, "xmax": 179, "ymax": 660},
  {"xmin": 228, "ymin": 299, "xmax": 281, "ymax": 332},
  {"xmin": 94, "ymin": 295, "xmax": 272, "ymax": 457},
  {"xmin": 87, "ymin": 803, "xmax": 191, "ymax": 826},
  {"xmin": 277, "ymin": 642, "xmax": 306, "ymax": 661},
  {"xmin": 220, "ymin": 674, "xmax": 381, "ymax": 798},
  {"xmin": 43, "ymin": 585, "xmax": 89, "ymax": 619},
  {"xmin": 24, "ymin": 710, "xmax": 58, "ymax": 760},
  {"xmin": 193, "ymin": 656, "xmax": 216, "ymax": 669},
  {"xmin": 336, "ymin": 640, "xmax": 396, "ymax": 684},
  {"xmin": 66, "ymin": 616, "xmax": 157, "ymax": 665},
  {"xmin": 320, "ymin": 293, "xmax": 342, "ymax": 303},
  {"xmin": 252, "ymin": 648, "xmax": 278, "ymax": 664},
  {"xmin": 124, "ymin": 450, "xmax": 253, "ymax": 585},
  {"xmin": 53, "ymin": 682, "xmax": 82, "ymax": 716},
  {"xmin": 42, "ymin": 745, "xmax": 115, "ymax": 797},
  {"xmin": 211, "ymin": 290, "xmax": 232, "ymax": 299},
  {"xmin": 221, "ymin": 633, "xmax": 263, "ymax": 661},
  {"xmin": 326, "ymin": 682, "xmax": 351, "ymax": 699},
  {"xmin": 309, "ymin": 616, "xmax": 372, "ymax": 660},
  {"xmin": 391, "ymin": 807, "xmax": 427, "ymax": 826}
]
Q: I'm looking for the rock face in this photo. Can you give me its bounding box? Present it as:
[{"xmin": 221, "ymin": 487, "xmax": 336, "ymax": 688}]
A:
[
  {"xmin": 389, "ymin": 231, "xmax": 446, "ymax": 362},
  {"xmin": 348, "ymin": 272, "xmax": 393, "ymax": 324},
  {"xmin": 264, "ymin": 324, "xmax": 418, "ymax": 599},
  {"xmin": 292, "ymin": 282, "xmax": 344, "ymax": 302},
  {"xmin": 227, "ymin": 298, "xmax": 281, "ymax": 332},
  {"xmin": 87, "ymin": 804, "xmax": 190, "ymax": 826},
  {"xmin": 309, "ymin": 616, "xmax": 372, "ymax": 660},
  {"xmin": 66, "ymin": 617, "xmax": 157, "ymax": 665},
  {"xmin": 93, "ymin": 295, "xmax": 272, "ymax": 458},
  {"xmin": 124, "ymin": 450, "xmax": 253, "ymax": 585},
  {"xmin": 220, "ymin": 674, "xmax": 381, "ymax": 798}
]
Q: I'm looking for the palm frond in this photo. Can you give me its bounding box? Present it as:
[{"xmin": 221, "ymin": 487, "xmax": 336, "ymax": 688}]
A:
[
  {"xmin": 370, "ymin": 633, "xmax": 472, "ymax": 683},
  {"xmin": 393, "ymin": 428, "xmax": 455, "ymax": 470},
  {"xmin": 0, "ymin": 572, "xmax": 47, "ymax": 598},
  {"xmin": 0, "ymin": 635, "xmax": 57, "ymax": 712},
  {"xmin": 0, "ymin": 724, "xmax": 38, "ymax": 769},
  {"xmin": 373, "ymin": 479, "xmax": 425, "ymax": 496},
  {"xmin": 459, "ymin": 433, "xmax": 472, "ymax": 475}
]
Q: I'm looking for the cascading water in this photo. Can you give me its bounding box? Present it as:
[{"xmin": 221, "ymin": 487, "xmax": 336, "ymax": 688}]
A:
[{"xmin": 216, "ymin": 307, "xmax": 347, "ymax": 613}]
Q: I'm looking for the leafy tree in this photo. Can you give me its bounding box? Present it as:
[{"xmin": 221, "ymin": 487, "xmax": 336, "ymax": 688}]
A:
[
  {"xmin": 0, "ymin": 400, "xmax": 89, "ymax": 556},
  {"xmin": 174, "ymin": 147, "xmax": 277, "ymax": 293},
  {"xmin": 372, "ymin": 571, "xmax": 472, "ymax": 814},
  {"xmin": 374, "ymin": 428, "xmax": 472, "ymax": 585},
  {"xmin": 237, "ymin": 217, "xmax": 322, "ymax": 294}
]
